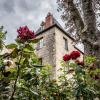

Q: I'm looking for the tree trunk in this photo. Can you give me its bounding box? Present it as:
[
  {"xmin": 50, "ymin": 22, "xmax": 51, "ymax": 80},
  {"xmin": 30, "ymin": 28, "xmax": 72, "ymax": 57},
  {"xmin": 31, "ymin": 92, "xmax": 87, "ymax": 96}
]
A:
[
  {"xmin": 58, "ymin": 0, "xmax": 100, "ymax": 67},
  {"xmin": 81, "ymin": 0, "xmax": 100, "ymax": 67}
]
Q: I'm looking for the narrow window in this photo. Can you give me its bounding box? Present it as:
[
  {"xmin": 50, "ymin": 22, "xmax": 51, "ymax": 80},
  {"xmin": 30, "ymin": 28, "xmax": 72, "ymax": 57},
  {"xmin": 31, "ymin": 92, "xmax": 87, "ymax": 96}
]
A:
[
  {"xmin": 63, "ymin": 37, "xmax": 68, "ymax": 50},
  {"xmin": 39, "ymin": 58, "xmax": 42, "ymax": 65},
  {"xmin": 39, "ymin": 37, "xmax": 44, "ymax": 49}
]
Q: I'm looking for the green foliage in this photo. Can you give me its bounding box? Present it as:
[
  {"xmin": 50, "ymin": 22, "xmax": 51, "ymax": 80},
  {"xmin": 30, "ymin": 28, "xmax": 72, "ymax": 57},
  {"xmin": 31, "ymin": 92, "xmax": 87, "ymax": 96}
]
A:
[
  {"xmin": 6, "ymin": 43, "xmax": 17, "ymax": 49},
  {"xmin": 61, "ymin": 56, "xmax": 100, "ymax": 100},
  {"xmin": 0, "ymin": 26, "xmax": 100, "ymax": 100},
  {"xmin": 84, "ymin": 56, "xmax": 96, "ymax": 66}
]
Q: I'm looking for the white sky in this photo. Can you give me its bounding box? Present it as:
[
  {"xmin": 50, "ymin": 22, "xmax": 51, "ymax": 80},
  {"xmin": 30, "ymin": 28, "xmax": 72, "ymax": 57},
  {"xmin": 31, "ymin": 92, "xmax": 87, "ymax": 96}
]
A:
[
  {"xmin": 0, "ymin": 0, "xmax": 84, "ymax": 51},
  {"xmin": 0, "ymin": 0, "xmax": 64, "ymax": 44}
]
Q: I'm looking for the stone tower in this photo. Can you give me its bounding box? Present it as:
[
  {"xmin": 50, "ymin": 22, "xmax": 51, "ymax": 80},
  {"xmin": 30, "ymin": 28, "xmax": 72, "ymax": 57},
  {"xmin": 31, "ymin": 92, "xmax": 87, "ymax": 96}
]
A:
[{"xmin": 35, "ymin": 12, "xmax": 83, "ymax": 78}]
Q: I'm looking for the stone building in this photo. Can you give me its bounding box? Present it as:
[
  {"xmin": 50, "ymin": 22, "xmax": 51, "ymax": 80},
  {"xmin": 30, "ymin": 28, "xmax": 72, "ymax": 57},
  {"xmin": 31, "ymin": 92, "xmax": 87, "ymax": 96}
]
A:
[{"xmin": 35, "ymin": 12, "xmax": 83, "ymax": 78}]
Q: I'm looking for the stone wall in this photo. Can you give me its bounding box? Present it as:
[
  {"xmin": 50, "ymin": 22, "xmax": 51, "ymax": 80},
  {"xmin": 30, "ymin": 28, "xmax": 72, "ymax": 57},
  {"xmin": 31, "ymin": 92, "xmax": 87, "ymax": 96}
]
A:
[
  {"xmin": 35, "ymin": 27, "xmax": 56, "ymax": 77},
  {"xmin": 55, "ymin": 27, "xmax": 83, "ymax": 79},
  {"xmin": 35, "ymin": 26, "xmax": 83, "ymax": 79}
]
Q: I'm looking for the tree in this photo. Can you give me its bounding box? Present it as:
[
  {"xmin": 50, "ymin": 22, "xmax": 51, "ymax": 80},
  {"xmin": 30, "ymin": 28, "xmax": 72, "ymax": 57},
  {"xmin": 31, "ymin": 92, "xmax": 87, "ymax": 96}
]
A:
[{"xmin": 57, "ymin": 0, "xmax": 100, "ymax": 67}]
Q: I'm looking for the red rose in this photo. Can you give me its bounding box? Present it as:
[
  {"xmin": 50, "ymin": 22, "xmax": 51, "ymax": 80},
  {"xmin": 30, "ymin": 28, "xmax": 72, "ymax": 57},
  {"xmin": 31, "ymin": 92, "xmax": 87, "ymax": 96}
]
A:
[
  {"xmin": 70, "ymin": 51, "xmax": 80, "ymax": 59},
  {"xmin": 63, "ymin": 54, "xmax": 71, "ymax": 61},
  {"xmin": 17, "ymin": 26, "xmax": 35, "ymax": 41},
  {"xmin": 75, "ymin": 60, "xmax": 84, "ymax": 66}
]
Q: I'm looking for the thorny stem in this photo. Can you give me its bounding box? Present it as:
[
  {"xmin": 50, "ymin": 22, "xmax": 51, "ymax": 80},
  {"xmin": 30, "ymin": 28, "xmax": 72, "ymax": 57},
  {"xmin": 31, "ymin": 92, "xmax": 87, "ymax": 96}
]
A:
[{"xmin": 10, "ymin": 52, "xmax": 23, "ymax": 100}]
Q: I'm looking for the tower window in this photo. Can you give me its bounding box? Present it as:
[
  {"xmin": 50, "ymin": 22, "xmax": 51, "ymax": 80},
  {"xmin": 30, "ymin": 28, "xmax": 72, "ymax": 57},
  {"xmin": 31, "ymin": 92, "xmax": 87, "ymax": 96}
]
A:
[
  {"xmin": 63, "ymin": 37, "xmax": 68, "ymax": 50},
  {"xmin": 39, "ymin": 37, "xmax": 44, "ymax": 49}
]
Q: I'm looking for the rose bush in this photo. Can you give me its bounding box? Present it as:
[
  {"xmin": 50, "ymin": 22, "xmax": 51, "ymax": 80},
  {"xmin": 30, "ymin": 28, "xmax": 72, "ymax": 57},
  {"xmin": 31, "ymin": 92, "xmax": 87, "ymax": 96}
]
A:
[{"xmin": 62, "ymin": 52, "xmax": 100, "ymax": 100}]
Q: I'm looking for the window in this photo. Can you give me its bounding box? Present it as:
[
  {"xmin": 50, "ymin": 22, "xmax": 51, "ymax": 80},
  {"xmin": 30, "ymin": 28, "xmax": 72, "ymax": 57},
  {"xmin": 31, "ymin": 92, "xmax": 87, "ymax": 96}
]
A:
[
  {"xmin": 63, "ymin": 37, "xmax": 68, "ymax": 50},
  {"xmin": 39, "ymin": 58, "xmax": 42, "ymax": 65},
  {"xmin": 39, "ymin": 37, "xmax": 44, "ymax": 49}
]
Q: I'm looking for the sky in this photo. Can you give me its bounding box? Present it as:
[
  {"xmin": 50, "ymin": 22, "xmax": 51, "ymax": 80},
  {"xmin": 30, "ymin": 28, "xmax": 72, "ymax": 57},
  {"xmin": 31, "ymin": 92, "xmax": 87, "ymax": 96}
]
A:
[
  {"xmin": 0, "ymin": 0, "xmax": 64, "ymax": 44},
  {"xmin": 0, "ymin": 0, "xmax": 84, "ymax": 51}
]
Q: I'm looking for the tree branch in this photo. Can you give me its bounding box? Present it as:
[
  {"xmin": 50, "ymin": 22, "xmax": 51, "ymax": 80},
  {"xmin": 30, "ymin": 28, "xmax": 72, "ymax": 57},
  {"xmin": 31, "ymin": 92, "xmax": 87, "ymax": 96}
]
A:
[
  {"xmin": 67, "ymin": 0, "xmax": 84, "ymax": 29},
  {"xmin": 61, "ymin": 0, "xmax": 84, "ymax": 40},
  {"xmin": 82, "ymin": 37, "xmax": 100, "ymax": 49},
  {"xmin": 82, "ymin": 0, "xmax": 96, "ymax": 32}
]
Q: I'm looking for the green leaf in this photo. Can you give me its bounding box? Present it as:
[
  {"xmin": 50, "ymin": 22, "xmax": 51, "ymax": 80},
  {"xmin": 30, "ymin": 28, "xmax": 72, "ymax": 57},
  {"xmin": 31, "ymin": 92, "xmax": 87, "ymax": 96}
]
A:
[
  {"xmin": 23, "ymin": 58, "xmax": 29, "ymax": 65},
  {"xmin": 75, "ymin": 66, "xmax": 83, "ymax": 74},
  {"xmin": 84, "ymin": 56, "xmax": 96, "ymax": 65},
  {"xmin": 6, "ymin": 43, "xmax": 17, "ymax": 49},
  {"xmin": 29, "ymin": 89, "xmax": 39, "ymax": 96},
  {"xmin": 23, "ymin": 48, "xmax": 34, "ymax": 53},
  {"xmin": 22, "ymin": 73, "xmax": 32, "ymax": 81},
  {"xmin": 25, "ymin": 44, "xmax": 34, "ymax": 51},
  {"xmin": 11, "ymin": 48, "xmax": 19, "ymax": 58},
  {"xmin": 28, "ymin": 38, "xmax": 40, "ymax": 43}
]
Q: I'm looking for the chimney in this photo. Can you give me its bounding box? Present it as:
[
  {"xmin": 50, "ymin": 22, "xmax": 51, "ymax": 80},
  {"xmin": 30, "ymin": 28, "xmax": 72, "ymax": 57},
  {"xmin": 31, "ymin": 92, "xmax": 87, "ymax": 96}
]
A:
[{"xmin": 44, "ymin": 12, "xmax": 53, "ymax": 29}]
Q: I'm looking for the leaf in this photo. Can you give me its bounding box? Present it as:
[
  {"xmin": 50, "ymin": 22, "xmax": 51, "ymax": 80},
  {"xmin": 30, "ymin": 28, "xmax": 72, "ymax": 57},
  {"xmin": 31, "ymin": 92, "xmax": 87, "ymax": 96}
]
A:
[
  {"xmin": 23, "ymin": 48, "xmax": 34, "ymax": 53},
  {"xmin": 23, "ymin": 58, "xmax": 29, "ymax": 65},
  {"xmin": 29, "ymin": 89, "xmax": 39, "ymax": 96},
  {"xmin": 6, "ymin": 43, "xmax": 17, "ymax": 49},
  {"xmin": 28, "ymin": 38, "xmax": 40, "ymax": 43},
  {"xmin": 11, "ymin": 48, "xmax": 19, "ymax": 58},
  {"xmin": 15, "ymin": 38, "xmax": 23, "ymax": 43},
  {"xmin": 7, "ymin": 67, "xmax": 16, "ymax": 73},
  {"xmin": 75, "ymin": 66, "xmax": 83, "ymax": 74},
  {"xmin": 25, "ymin": 44, "xmax": 34, "ymax": 51},
  {"xmin": 22, "ymin": 73, "xmax": 32, "ymax": 81}
]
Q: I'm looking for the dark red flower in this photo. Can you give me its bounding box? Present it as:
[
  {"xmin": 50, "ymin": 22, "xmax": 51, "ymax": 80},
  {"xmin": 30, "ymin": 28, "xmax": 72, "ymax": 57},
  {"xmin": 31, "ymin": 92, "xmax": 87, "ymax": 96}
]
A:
[
  {"xmin": 75, "ymin": 60, "xmax": 84, "ymax": 66},
  {"xmin": 17, "ymin": 26, "xmax": 35, "ymax": 41},
  {"xmin": 63, "ymin": 54, "xmax": 71, "ymax": 61},
  {"xmin": 70, "ymin": 51, "xmax": 80, "ymax": 59}
]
